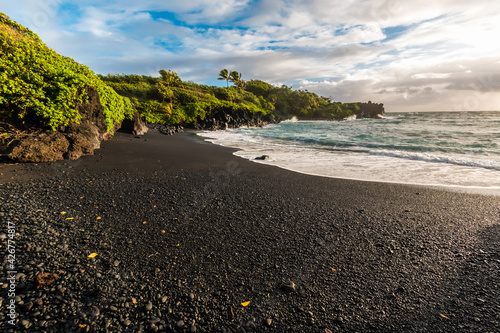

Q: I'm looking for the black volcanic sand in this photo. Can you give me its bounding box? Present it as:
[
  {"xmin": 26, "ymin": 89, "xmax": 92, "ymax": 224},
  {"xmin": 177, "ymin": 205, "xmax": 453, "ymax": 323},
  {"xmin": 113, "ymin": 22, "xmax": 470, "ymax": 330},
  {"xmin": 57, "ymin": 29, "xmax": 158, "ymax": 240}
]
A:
[{"xmin": 1, "ymin": 131, "xmax": 499, "ymax": 332}]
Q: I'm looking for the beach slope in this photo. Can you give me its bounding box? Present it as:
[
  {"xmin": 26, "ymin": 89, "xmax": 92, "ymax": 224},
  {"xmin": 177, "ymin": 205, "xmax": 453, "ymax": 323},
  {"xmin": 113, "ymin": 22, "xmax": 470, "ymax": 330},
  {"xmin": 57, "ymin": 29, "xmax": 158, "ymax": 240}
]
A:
[{"xmin": 1, "ymin": 131, "xmax": 499, "ymax": 332}]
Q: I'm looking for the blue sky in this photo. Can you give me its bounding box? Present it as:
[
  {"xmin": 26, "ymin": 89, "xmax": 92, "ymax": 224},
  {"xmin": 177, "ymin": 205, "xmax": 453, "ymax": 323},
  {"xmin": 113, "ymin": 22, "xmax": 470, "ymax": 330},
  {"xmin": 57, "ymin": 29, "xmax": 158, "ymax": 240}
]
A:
[{"xmin": 3, "ymin": 0, "xmax": 500, "ymax": 112}]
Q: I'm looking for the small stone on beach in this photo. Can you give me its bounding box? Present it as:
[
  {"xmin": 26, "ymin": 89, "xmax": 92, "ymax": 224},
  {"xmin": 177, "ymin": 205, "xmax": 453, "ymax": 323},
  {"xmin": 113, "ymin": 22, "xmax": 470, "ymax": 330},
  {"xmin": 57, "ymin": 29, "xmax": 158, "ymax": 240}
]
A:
[
  {"xmin": 281, "ymin": 281, "xmax": 296, "ymax": 293},
  {"xmin": 255, "ymin": 155, "xmax": 270, "ymax": 160}
]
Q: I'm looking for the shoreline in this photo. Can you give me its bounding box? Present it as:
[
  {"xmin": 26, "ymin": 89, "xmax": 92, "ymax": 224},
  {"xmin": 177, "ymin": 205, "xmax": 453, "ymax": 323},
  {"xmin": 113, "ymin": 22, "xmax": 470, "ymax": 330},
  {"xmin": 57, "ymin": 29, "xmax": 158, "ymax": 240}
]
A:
[
  {"xmin": 1, "ymin": 130, "xmax": 499, "ymax": 332},
  {"xmin": 196, "ymin": 130, "xmax": 500, "ymax": 198},
  {"xmin": 233, "ymin": 161, "xmax": 500, "ymax": 197},
  {"xmin": 4, "ymin": 129, "xmax": 500, "ymax": 197}
]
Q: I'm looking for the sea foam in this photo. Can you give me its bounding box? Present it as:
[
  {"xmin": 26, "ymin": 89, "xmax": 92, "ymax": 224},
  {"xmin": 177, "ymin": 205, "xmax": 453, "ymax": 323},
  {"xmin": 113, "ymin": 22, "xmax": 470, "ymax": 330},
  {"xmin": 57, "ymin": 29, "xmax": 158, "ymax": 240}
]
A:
[{"xmin": 198, "ymin": 111, "xmax": 500, "ymax": 195}]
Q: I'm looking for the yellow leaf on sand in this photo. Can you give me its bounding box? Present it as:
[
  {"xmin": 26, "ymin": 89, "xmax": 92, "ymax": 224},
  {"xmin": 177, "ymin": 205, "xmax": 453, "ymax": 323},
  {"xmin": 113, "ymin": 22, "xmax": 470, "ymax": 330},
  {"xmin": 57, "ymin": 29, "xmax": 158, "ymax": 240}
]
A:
[
  {"xmin": 66, "ymin": 217, "xmax": 74, "ymax": 220},
  {"xmin": 87, "ymin": 253, "xmax": 98, "ymax": 258},
  {"xmin": 439, "ymin": 313, "xmax": 450, "ymax": 320},
  {"xmin": 330, "ymin": 267, "xmax": 336, "ymax": 272},
  {"xmin": 79, "ymin": 324, "xmax": 87, "ymax": 328},
  {"xmin": 241, "ymin": 301, "xmax": 250, "ymax": 307}
]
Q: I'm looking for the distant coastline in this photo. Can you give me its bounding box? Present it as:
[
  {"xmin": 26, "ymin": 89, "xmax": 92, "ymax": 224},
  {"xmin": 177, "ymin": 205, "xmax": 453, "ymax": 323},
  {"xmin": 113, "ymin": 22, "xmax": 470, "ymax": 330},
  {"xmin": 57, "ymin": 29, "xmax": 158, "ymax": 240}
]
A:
[{"xmin": 1, "ymin": 13, "xmax": 384, "ymax": 163}]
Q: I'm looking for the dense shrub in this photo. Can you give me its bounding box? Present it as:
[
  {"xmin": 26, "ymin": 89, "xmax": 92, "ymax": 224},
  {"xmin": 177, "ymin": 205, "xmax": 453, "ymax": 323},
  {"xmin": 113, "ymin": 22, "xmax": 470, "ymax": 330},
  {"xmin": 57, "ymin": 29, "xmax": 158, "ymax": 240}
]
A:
[{"xmin": 0, "ymin": 13, "xmax": 133, "ymax": 131}]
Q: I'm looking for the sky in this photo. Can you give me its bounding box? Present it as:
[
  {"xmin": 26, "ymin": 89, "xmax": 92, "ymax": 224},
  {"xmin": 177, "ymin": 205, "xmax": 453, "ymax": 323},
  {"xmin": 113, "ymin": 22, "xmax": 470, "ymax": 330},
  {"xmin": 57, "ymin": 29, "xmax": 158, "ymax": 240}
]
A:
[{"xmin": 3, "ymin": 0, "xmax": 500, "ymax": 112}]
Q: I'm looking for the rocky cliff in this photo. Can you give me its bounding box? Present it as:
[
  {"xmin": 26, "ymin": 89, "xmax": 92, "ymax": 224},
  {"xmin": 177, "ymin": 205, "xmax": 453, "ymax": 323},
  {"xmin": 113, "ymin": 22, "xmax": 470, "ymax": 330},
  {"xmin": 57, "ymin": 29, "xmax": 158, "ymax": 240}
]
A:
[
  {"xmin": 353, "ymin": 101, "xmax": 385, "ymax": 119},
  {"xmin": 0, "ymin": 13, "xmax": 141, "ymax": 163},
  {"xmin": 1, "ymin": 87, "xmax": 145, "ymax": 163},
  {"xmin": 188, "ymin": 107, "xmax": 279, "ymax": 131}
]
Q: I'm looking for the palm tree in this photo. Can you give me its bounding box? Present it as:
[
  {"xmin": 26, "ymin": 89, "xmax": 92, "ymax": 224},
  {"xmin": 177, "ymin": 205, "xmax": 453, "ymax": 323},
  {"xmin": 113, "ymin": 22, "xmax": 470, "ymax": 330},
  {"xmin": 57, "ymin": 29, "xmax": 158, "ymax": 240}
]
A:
[
  {"xmin": 218, "ymin": 69, "xmax": 230, "ymax": 89},
  {"xmin": 229, "ymin": 71, "xmax": 245, "ymax": 90},
  {"xmin": 229, "ymin": 71, "xmax": 245, "ymax": 101},
  {"xmin": 218, "ymin": 69, "xmax": 231, "ymax": 101}
]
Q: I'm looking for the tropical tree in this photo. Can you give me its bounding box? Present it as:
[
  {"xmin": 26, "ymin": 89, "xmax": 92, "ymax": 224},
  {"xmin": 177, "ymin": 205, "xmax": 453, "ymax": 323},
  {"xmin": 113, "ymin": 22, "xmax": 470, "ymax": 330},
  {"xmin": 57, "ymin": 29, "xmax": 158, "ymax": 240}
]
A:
[
  {"xmin": 245, "ymin": 79, "xmax": 273, "ymax": 99},
  {"xmin": 230, "ymin": 71, "xmax": 245, "ymax": 90},
  {"xmin": 218, "ymin": 69, "xmax": 231, "ymax": 101},
  {"xmin": 159, "ymin": 69, "xmax": 181, "ymax": 85},
  {"xmin": 157, "ymin": 69, "xmax": 181, "ymax": 104},
  {"xmin": 229, "ymin": 71, "xmax": 245, "ymax": 100},
  {"xmin": 218, "ymin": 69, "xmax": 230, "ymax": 89}
]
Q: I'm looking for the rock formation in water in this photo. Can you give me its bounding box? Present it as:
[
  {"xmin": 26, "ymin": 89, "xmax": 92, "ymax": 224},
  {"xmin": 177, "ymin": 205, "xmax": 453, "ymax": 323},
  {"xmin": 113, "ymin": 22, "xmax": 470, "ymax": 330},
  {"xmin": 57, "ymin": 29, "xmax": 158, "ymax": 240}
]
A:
[{"xmin": 353, "ymin": 101, "xmax": 385, "ymax": 119}]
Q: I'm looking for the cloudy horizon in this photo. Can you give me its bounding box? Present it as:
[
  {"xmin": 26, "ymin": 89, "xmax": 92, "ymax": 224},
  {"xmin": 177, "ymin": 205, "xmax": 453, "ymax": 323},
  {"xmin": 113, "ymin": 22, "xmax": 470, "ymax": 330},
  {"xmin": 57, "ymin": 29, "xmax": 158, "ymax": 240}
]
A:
[{"xmin": 4, "ymin": 0, "xmax": 500, "ymax": 112}]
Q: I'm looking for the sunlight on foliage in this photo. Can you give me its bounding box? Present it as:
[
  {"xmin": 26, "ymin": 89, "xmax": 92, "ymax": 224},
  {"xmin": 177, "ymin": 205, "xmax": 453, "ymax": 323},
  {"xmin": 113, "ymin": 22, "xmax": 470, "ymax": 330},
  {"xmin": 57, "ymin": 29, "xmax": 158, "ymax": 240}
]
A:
[
  {"xmin": 1, "ymin": 11, "xmax": 362, "ymax": 131},
  {"xmin": 0, "ymin": 13, "xmax": 133, "ymax": 131}
]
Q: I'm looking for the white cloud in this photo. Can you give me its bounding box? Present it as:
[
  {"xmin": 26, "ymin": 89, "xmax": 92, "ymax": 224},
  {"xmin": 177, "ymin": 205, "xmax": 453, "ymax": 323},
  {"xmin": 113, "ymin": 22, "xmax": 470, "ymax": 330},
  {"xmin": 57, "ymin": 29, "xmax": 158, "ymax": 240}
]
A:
[{"xmin": 4, "ymin": 0, "xmax": 500, "ymax": 111}]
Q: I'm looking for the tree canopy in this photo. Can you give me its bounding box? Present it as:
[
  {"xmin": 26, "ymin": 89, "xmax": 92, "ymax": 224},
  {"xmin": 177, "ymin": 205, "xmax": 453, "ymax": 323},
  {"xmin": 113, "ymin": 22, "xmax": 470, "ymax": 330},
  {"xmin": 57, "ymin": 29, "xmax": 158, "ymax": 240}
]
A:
[
  {"xmin": 98, "ymin": 68, "xmax": 363, "ymax": 126},
  {"xmin": 0, "ymin": 13, "xmax": 371, "ymax": 132},
  {"xmin": 230, "ymin": 71, "xmax": 245, "ymax": 90}
]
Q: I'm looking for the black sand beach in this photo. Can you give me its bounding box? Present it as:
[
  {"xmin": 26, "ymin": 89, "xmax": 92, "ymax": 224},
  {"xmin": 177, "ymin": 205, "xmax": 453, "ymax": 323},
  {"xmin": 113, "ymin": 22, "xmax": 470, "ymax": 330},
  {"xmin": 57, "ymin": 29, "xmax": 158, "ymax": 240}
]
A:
[{"xmin": 1, "ymin": 130, "xmax": 499, "ymax": 332}]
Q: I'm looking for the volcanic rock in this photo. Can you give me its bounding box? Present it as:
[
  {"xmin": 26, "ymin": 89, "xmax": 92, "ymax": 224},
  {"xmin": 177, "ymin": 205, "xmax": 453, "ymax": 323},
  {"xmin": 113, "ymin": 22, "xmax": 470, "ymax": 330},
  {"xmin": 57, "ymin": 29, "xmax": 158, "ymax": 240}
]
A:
[
  {"xmin": 34, "ymin": 273, "xmax": 58, "ymax": 289},
  {"xmin": 8, "ymin": 133, "xmax": 69, "ymax": 163}
]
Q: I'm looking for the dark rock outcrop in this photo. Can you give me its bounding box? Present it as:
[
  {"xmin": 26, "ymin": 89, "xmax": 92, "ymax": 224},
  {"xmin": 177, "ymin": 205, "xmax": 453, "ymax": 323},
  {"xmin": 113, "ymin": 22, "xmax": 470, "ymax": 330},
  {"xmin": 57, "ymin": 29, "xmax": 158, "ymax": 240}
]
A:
[
  {"xmin": 121, "ymin": 111, "xmax": 148, "ymax": 136},
  {"xmin": 2, "ymin": 87, "xmax": 132, "ymax": 162},
  {"xmin": 75, "ymin": 86, "xmax": 107, "ymax": 134},
  {"xmin": 146, "ymin": 124, "xmax": 184, "ymax": 136},
  {"xmin": 7, "ymin": 132, "xmax": 70, "ymax": 163},
  {"xmin": 353, "ymin": 101, "xmax": 385, "ymax": 119},
  {"xmin": 188, "ymin": 107, "xmax": 278, "ymax": 131},
  {"xmin": 158, "ymin": 125, "xmax": 183, "ymax": 136},
  {"xmin": 64, "ymin": 132, "xmax": 95, "ymax": 160}
]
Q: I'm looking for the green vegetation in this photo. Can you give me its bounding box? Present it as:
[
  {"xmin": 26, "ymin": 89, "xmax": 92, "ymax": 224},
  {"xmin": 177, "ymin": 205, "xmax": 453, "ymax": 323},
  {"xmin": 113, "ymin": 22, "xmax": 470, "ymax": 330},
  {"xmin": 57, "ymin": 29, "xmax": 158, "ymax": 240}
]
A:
[
  {"xmin": 0, "ymin": 13, "xmax": 133, "ymax": 132},
  {"xmin": 99, "ymin": 73, "xmax": 359, "ymax": 126},
  {"xmin": 1, "ymin": 12, "xmax": 365, "ymax": 133},
  {"xmin": 99, "ymin": 71, "xmax": 275, "ymax": 126},
  {"xmin": 245, "ymin": 80, "xmax": 361, "ymax": 119}
]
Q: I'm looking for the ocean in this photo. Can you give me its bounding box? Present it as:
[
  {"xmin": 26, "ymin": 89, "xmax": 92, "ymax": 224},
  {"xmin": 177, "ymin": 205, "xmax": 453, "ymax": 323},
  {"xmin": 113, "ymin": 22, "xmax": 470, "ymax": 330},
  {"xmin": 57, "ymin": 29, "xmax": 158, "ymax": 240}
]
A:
[{"xmin": 198, "ymin": 111, "xmax": 500, "ymax": 195}]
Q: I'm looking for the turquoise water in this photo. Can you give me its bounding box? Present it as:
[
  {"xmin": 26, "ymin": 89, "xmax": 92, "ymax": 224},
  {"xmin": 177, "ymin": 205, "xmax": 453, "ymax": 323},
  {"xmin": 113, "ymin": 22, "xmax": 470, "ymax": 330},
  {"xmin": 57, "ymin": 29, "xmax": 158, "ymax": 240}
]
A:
[{"xmin": 200, "ymin": 111, "xmax": 500, "ymax": 193}]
